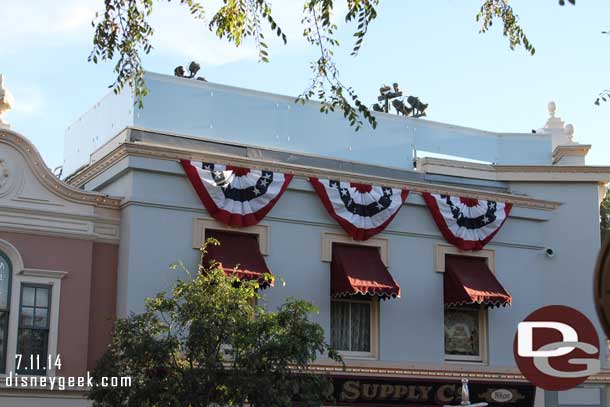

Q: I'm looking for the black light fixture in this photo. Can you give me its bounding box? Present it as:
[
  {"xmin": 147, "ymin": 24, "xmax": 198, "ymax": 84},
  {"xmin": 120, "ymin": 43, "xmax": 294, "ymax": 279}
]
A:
[
  {"xmin": 373, "ymin": 82, "xmax": 428, "ymax": 118},
  {"xmin": 392, "ymin": 99, "xmax": 413, "ymax": 116},
  {"xmin": 406, "ymin": 95, "xmax": 428, "ymax": 118},
  {"xmin": 174, "ymin": 61, "xmax": 207, "ymax": 81},
  {"xmin": 379, "ymin": 85, "xmax": 391, "ymax": 96},
  {"xmin": 174, "ymin": 66, "xmax": 185, "ymax": 77},
  {"xmin": 377, "ymin": 83, "xmax": 403, "ymax": 113}
]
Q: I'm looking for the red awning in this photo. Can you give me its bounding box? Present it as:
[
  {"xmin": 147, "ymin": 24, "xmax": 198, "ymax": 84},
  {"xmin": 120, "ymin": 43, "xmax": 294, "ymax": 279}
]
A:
[
  {"xmin": 444, "ymin": 255, "xmax": 511, "ymax": 308},
  {"xmin": 331, "ymin": 244, "xmax": 400, "ymax": 299},
  {"xmin": 204, "ymin": 229, "xmax": 273, "ymax": 287}
]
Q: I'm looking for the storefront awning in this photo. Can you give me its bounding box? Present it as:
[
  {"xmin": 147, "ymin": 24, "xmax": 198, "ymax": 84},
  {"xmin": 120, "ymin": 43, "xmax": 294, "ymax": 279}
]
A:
[
  {"xmin": 331, "ymin": 244, "xmax": 400, "ymax": 299},
  {"xmin": 203, "ymin": 229, "xmax": 273, "ymax": 287},
  {"xmin": 444, "ymin": 255, "xmax": 511, "ymax": 307}
]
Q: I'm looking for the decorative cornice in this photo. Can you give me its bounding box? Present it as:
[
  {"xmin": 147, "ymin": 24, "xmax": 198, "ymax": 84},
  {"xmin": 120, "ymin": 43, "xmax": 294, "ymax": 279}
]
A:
[
  {"xmin": 552, "ymin": 144, "xmax": 592, "ymax": 163},
  {"xmin": 67, "ymin": 141, "xmax": 561, "ymax": 211},
  {"xmin": 306, "ymin": 361, "xmax": 610, "ymax": 384},
  {"xmin": 0, "ymin": 129, "xmax": 122, "ymax": 208},
  {"xmin": 0, "ymin": 205, "xmax": 120, "ymax": 243},
  {"xmin": 418, "ymin": 157, "xmax": 610, "ymax": 182}
]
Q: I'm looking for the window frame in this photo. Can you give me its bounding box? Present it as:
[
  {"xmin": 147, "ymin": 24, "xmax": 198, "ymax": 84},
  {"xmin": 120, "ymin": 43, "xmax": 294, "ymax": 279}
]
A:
[
  {"xmin": 4, "ymin": 265, "xmax": 66, "ymax": 378},
  {"xmin": 16, "ymin": 283, "xmax": 52, "ymax": 375},
  {"xmin": 436, "ymin": 244, "xmax": 492, "ymax": 364},
  {"xmin": 443, "ymin": 305, "xmax": 488, "ymax": 363},
  {"xmin": 193, "ymin": 217, "xmax": 269, "ymax": 255},
  {"xmin": 330, "ymin": 297, "xmax": 379, "ymax": 360},
  {"xmin": 325, "ymin": 235, "xmax": 387, "ymax": 361},
  {"xmin": 0, "ymin": 251, "xmax": 12, "ymax": 374}
]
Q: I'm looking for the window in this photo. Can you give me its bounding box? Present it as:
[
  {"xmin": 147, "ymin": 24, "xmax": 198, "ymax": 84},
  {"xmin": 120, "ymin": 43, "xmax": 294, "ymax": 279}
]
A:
[
  {"xmin": 444, "ymin": 305, "xmax": 486, "ymax": 362},
  {"xmin": 0, "ymin": 252, "xmax": 11, "ymax": 374},
  {"xmin": 331, "ymin": 298, "xmax": 378, "ymax": 357},
  {"xmin": 16, "ymin": 284, "xmax": 51, "ymax": 375}
]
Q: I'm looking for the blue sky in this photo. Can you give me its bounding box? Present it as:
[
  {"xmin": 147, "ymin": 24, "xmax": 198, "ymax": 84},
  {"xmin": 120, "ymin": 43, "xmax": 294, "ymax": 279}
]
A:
[{"xmin": 1, "ymin": 0, "xmax": 609, "ymax": 170}]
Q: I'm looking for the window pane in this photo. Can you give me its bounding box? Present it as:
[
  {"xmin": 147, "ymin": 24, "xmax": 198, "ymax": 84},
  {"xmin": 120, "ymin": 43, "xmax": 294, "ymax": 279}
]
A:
[
  {"xmin": 444, "ymin": 307, "xmax": 480, "ymax": 356},
  {"xmin": 17, "ymin": 329, "xmax": 49, "ymax": 374},
  {"xmin": 32, "ymin": 330, "xmax": 49, "ymax": 356},
  {"xmin": 21, "ymin": 286, "xmax": 35, "ymax": 307},
  {"xmin": 35, "ymin": 287, "xmax": 49, "ymax": 308},
  {"xmin": 20, "ymin": 307, "xmax": 34, "ymax": 328},
  {"xmin": 34, "ymin": 308, "xmax": 48, "ymax": 329},
  {"xmin": 331, "ymin": 301, "xmax": 350, "ymax": 351},
  {"xmin": 17, "ymin": 285, "xmax": 51, "ymax": 375},
  {"xmin": 18, "ymin": 329, "xmax": 32, "ymax": 355},
  {"xmin": 0, "ymin": 258, "xmax": 9, "ymax": 310},
  {"xmin": 350, "ymin": 302, "xmax": 371, "ymax": 352}
]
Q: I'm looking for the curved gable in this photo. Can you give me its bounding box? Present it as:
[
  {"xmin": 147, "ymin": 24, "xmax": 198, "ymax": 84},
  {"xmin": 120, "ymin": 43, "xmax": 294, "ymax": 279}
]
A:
[{"xmin": 0, "ymin": 129, "xmax": 121, "ymax": 242}]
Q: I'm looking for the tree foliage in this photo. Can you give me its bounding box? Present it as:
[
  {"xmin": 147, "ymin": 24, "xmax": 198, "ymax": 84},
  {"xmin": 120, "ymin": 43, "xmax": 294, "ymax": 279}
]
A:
[
  {"xmin": 476, "ymin": 0, "xmax": 535, "ymax": 55},
  {"xmin": 90, "ymin": 0, "xmax": 576, "ymax": 126},
  {"xmin": 602, "ymin": 187, "xmax": 610, "ymax": 244},
  {"xmin": 88, "ymin": 239, "xmax": 341, "ymax": 407}
]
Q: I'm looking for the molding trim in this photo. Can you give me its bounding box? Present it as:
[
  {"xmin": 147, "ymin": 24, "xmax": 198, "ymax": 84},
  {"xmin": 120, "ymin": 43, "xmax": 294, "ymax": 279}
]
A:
[
  {"xmin": 552, "ymin": 144, "xmax": 591, "ymax": 164},
  {"xmin": 321, "ymin": 231, "xmax": 389, "ymax": 265},
  {"xmin": 0, "ymin": 129, "xmax": 121, "ymax": 208},
  {"xmin": 67, "ymin": 141, "xmax": 562, "ymax": 211},
  {"xmin": 306, "ymin": 361, "xmax": 610, "ymax": 384},
  {"xmin": 123, "ymin": 200, "xmax": 545, "ymax": 251},
  {"xmin": 19, "ymin": 268, "xmax": 68, "ymax": 279},
  {"xmin": 0, "ymin": 205, "xmax": 120, "ymax": 243},
  {"xmin": 193, "ymin": 217, "xmax": 269, "ymax": 255},
  {"xmin": 600, "ymin": 183, "xmax": 609, "ymax": 206},
  {"xmin": 434, "ymin": 244, "xmax": 496, "ymax": 273},
  {"xmin": 0, "ymin": 239, "xmax": 24, "ymax": 272},
  {"xmin": 418, "ymin": 157, "xmax": 610, "ymax": 182}
]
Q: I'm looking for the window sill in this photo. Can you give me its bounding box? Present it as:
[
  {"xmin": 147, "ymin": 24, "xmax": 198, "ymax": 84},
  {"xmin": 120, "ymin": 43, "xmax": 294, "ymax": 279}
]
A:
[
  {"xmin": 337, "ymin": 351, "xmax": 378, "ymax": 361},
  {"xmin": 444, "ymin": 358, "xmax": 488, "ymax": 366}
]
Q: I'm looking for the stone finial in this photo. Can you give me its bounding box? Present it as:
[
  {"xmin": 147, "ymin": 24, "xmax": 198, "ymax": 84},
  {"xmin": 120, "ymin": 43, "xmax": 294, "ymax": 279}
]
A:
[
  {"xmin": 0, "ymin": 74, "xmax": 15, "ymax": 129},
  {"xmin": 544, "ymin": 100, "xmax": 564, "ymax": 130},
  {"xmin": 548, "ymin": 101, "xmax": 557, "ymax": 117},
  {"xmin": 564, "ymin": 123, "xmax": 574, "ymax": 143}
]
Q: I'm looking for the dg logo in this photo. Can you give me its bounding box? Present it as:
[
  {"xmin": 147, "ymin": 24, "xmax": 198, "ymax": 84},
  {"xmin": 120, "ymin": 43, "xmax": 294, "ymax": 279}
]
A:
[{"xmin": 513, "ymin": 305, "xmax": 600, "ymax": 391}]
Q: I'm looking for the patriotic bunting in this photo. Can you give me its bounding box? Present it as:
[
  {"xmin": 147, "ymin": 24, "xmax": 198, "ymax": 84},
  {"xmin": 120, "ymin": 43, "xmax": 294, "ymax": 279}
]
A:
[
  {"xmin": 181, "ymin": 160, "xmax": 293, "ymax": 227},
  {"xmin": 422, "ymin": 193, "xmax": 512, "ymax": 250},
  {"xmin": 310, "ymin": 178, "xmax": 409, "ymax": 241},
  {"xmin": 181, "ymin": 157, "xmax": 511, "ymax": 249}
]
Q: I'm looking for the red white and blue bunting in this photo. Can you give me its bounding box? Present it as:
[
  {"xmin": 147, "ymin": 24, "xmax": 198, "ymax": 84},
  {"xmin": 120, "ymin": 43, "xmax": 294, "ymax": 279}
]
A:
[
  {"xmin": 422, "ymin": 193, "xmax": 512, "ymax": 251},
  {"xmin": 310, "ymin": 178, "xmax": 409, "ymax": 241},
  {"xmin": 181, "ymin": 160, "xmax": 293, "ymax": 227}
]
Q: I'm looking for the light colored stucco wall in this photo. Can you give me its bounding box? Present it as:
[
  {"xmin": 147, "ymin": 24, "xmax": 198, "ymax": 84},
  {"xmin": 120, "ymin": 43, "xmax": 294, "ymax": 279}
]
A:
[
  {"xmin": 510, "ymin": 182, "xmax": 605, "ymax": 359},
  {"xmin": 96, "ymin": 158, "xmax": 602, "ymax": 370},
  {"xmin": 63, "ymin": 73, "xmax": 553, "ymax": 177}
]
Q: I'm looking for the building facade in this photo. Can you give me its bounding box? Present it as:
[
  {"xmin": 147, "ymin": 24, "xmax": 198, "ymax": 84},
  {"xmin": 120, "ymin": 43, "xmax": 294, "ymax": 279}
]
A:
[
  {"xmin": 1, "ymin": 72, "xmax": 609, "ymax": 406},
  {"xmin": 0, "ymin": 130, "xmax": 120, "ymax": 406}
]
